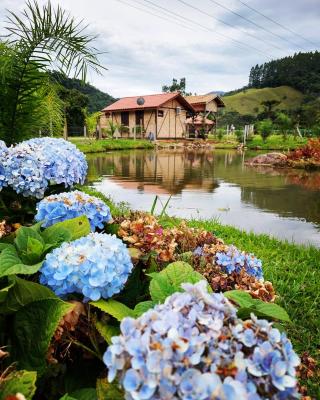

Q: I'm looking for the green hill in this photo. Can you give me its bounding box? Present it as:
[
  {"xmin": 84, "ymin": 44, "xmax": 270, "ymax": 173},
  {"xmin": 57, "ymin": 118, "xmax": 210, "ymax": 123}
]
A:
[{"xmin": 223, "ymin": 86, "xmax": 304, "ymax": 115}]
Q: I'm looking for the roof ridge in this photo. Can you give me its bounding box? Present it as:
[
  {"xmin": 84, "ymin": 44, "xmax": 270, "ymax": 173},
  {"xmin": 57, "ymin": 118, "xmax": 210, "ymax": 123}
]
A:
[{"xmin": 114, "ymin": 92, "xmax": 179, "ymax": 100}]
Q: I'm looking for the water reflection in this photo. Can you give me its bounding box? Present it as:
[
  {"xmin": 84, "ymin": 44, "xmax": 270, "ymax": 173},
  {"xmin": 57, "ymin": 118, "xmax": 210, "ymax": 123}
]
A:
[{"xmin": 86, "ymin": 149, "xmax": 320, "ymax": 247}]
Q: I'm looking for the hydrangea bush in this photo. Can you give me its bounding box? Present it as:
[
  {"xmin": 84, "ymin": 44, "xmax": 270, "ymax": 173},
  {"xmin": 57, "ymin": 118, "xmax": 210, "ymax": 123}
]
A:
[
  {"xmin": 0, "ymin": 137, "xmax": 87, "ymax": 198},
  {"xmin": 104, "ymin": 281, "xmax": 300, "ymax": 400},
  {"xmin": 40, "ymin": 232, "xmax": 133, "ymax": 301},
  {"xmin": 35, "ymin": 190, "xmax": 112, "ymax": 230}
]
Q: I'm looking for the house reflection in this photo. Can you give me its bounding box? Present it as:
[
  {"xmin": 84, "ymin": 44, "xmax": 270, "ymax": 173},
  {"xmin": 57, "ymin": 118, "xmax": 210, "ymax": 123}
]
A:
[{"xmin": 86, "ymin": 149, "xmax": 219, "ymax": 195}]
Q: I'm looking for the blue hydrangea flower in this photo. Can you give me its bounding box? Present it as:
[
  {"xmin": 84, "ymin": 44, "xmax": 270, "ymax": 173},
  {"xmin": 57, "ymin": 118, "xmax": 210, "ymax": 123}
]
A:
[
  {"xmin": 40, "ymin": 233, "xmax": 133, "ymax": 301},
  {"xmin": 0, "ymin": 140, "xmax": 8, "ymax": 190},
  {"xmin": 104, "ymin": 281, "xmax": 300, "ymax": 400},
  {"xmin": 35, "ymin": 190, "xmax": 112, "ymax": 230},
  {"xmin": 1, "ymin": 137, "xmax": 87, "ymax": 198},
  {"xmin": 216, "ymin": 245, "xmax": 263, "ymax": 280},
  {"xmin": 24, "ymin": 137, "xmax": 87, "ymax": 187}
]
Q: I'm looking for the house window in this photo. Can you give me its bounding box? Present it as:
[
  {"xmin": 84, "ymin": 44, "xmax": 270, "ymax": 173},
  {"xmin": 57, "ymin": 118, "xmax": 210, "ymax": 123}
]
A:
[
  {"xmin": 135, "ymin": 110, "xmax": 144, "ymax": 126},
  {"xmin": 105, "ymin": 112, "xmax": 110, "ymax": 118},
  {"xmin": 158, "ymin": 110, "xmax": 164, "ymax": 117},
  {"xmin": 121, "ymin": 111, "xmax": 129, "ymax": 126}
]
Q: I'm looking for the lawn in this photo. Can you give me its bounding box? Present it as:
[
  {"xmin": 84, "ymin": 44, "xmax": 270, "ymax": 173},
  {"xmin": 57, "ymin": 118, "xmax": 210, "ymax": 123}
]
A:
[
  {"xmin": 70, "ymin": 137, "xmax": 154, "ymax": 153},
  {"xmin": 83, "ymin": 186, "xmax": 320, "ymax": 397}
]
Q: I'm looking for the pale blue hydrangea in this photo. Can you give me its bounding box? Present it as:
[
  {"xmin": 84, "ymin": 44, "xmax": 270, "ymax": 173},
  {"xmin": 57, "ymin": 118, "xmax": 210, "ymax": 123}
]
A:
[
  {"xmin": 40, "ymin": 232, "xmax": 133, "ymax": 301},
  {"xmin": 0, "ymin": 137, "xmax": 87, "ymax": 198},
  {"xmin": 216, "ymin": 245, "xmax": 263, "ymax": 280},
  {"xmin": 35, "ymin": 190, "xmax": 112, "ymax": 230},
  {"xmin": 0, "ymin": 140, "xmax": 8, "ymax": 190},
  {"xmin": 24, "ymin": 137, "xmax": 87, "ymax": 187},
  {"xmin": 104, "ymin": 281, "xmax": 300, "ymax": 400}
]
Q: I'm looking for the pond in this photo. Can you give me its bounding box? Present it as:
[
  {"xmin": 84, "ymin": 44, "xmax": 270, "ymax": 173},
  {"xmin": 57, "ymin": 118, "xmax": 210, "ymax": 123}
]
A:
[{"xmin": 86, "ymin": 148, "xmax": 320, "ymax": 247}]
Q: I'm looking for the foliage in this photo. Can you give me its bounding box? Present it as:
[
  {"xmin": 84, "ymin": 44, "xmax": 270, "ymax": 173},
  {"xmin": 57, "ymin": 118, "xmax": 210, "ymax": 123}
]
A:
[
  {"xmin": 58, "ymin": 87, "xmax": 89, "ymax": 130},
  {"xmin": 275, "ymin": 112, "xmax": 293, "ymax": 139},
  {"xmin": 287, "ymin": 138, "xmax": 320, "ymax": 162},
  {"xmin": 50, "ymin": 70, "xmax": 115, "ymax": 114},
  {"xmin": 248, "ymin": 51, "xmax": 320, "ymax": 95},
  {"xmin": 0, "ymin": 370, "xmax": 37, "ymax": 400},
  {"xmin": 162, "ymin": 77, "xmax": 192, "ymax": 96},
  {"xmin": 104, "ymin": 281, "xmax": 300, "ymax": 399},
  {"xmin": 257, "ymin": 119, "xmax": 273, "ymax": 142},
  {"xmin": 86, "ymin": 112, "xmax": 102, "ymax": 135},
  {"xmin": 0, "ymin": 1, "xmax": 105, "ymax": 144}
]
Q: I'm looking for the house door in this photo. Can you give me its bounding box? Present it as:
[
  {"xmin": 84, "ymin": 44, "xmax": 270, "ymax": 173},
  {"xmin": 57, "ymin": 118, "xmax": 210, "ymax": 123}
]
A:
[{"xmin": 135, "ymin": 110, "xmax": 144, "ymax": 127}]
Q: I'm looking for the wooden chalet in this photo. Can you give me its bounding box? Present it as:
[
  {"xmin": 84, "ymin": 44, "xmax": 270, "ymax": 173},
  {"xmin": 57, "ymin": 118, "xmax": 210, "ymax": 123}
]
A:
[
  {"xmin": 184, "ymin": 94, "xmax": 225, "ymax": 137},
  {"xmin": 101, "ymin": 92, "xmax": 195, "ymax": 139}
]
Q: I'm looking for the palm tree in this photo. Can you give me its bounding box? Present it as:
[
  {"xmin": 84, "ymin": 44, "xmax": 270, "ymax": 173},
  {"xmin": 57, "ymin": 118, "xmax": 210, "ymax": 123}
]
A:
[{"xmin": 0, "ymin": 0, "xmax": 106, "ymax": 145}]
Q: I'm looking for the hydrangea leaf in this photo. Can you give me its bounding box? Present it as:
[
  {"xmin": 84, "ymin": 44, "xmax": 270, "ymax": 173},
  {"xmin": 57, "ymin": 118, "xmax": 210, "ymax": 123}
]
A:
[
  {"xmin": 0, "ymin": 277, "xmax": 15, "ymax": 303},
  {"xmin": 41, "ymin": 226, "xmax": 72, "ymax": 247},
  {"xmin": 90, "ymin": 299, "xmax": 135, "ymax": 321},
  {"xmin": 133, "ymin": 301, "xmax": 157, "ymax": 317},
  {"xmin": 12, "ymin": 298, "xmax": 73, "ymax": 374},
  {"xmin": 253, "ymin": 301, "xmax": 291, "ymax": 322},
  {"xmin": 96, "ymin": 378, "xmax": 124, "ymax": 400},
  {"xmin": 0, "ymin": 276, "xmax": 57, "ymax": 314},
  {"xmin": 14, "ymin": 226, "xmax": 44, "ymax": 255},
  {"xmin": 224, "ymin": 290, "xmax": 255, "ymax": 308},
  {"xmin": 0, "ymin": 370, "xmax": 37, "ymax": 400},
  {"xmin": 95, "ymin": 321, "xmax": 120, "ymax": 345},
  {"xmin": 0, "ymin": 246, "xmax": 43, "ymax": 278},
  {"xmin": 149, "ymin": 261, "xmax": 206, "ymax": 303},
  {"xmin": 59, "ymin": 395, "xmax": 77, "ymax": 400},
  {"xmin": 70, "ymin": 388, "xmax": 97, "ymax": 400},
  {"xmin": 41, "ymin": 215, "xmax": 90, "ymax": 242}
]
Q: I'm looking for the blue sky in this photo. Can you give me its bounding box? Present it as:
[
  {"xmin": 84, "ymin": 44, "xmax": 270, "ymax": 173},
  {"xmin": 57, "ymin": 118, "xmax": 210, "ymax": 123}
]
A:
[{"xmin": 0, "ymin": 0, "xmax": 319, "ymax": 97}]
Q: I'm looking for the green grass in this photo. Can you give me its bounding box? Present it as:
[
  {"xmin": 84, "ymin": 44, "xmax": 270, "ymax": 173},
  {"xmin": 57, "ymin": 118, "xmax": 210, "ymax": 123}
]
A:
[
  {"xmin": 223, "ymin": 86, "xmax": 304, "ymax": 115},
  {"xmin": 83, "ymin": 186, "xmax": 320, "ymax": 396},
  {"xmin": 246, "ymin": 134, "xmax": 307, "ymax": 150},
  {"xmin": 70, "ymin": 138, "xmax": 154, "ymax": 153},
  {"xmin": 208, "ymin": 134, "xmax": 307, "ymax": 151}
]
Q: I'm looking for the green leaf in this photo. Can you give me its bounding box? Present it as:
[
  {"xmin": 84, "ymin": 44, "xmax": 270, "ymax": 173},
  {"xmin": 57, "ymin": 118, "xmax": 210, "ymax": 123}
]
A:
[
  {"xmin": 41, "ymin": 226, "xmax": 72, "ymax": 247},
  {"xmin": 253, "ymin": 301, "xmax": 291, "ymax": 322},
  {"xmin": 22, "ymin": 236, "xmax": 44, "ymax": 264},
  {"xmin": 59, "ymin": 395, "xmax": 78, "ymax": 400},
  {"xmin": 96, "ymin": 378, "xmax": 124, "ymax": 400},
  {"xmin": 0, "ymin": 245, "xmax": 43, "ymax": 278},
  {"xmin": 224, "ymin": 290, "xmax": 255, "ymax": 308},
  {"xmin": 70, "ymin": 388, "xmax": 97, "ymax": 400},
  {"xmin": 0, "ymin": 276, "xmax": 57, "ymax": 314},
  {"xmin": 41, "ymin": 216, "xmax": 90, "ymax": 243},
  {"xmin": 0, "ymin": 370, "xmax": 37, "ymax": 400},
  {"xmin": 14, "ymin": 226, "xmax": 44, "ymax": 255},
  {"xmin": 95, "ymin": 321, "xmax": 120, "ymax": 344},
  {"xmin": 104, "ymin": 223, "xmax": 120, "ymax": 236},
  {"xmin": 0, "ymin": 277, "xmax": 15, "ymax": 303},
  {"xmin": 90, "ymin": 299, "xmax": 135, "ymax": 321},
  {"xmin": 133, "ymin": 301, "xmax": 156, "ymax": 317},
  {"xmin": 149, "ymin": 261, "xmax": 206, "ymax": 303},
  {"xmin": 13, "ymin": 298, "xmax": 73, "ymax": 373}
]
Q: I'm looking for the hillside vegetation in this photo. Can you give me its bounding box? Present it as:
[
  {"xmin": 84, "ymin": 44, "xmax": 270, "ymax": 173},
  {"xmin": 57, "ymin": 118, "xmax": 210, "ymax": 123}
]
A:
[{"xmin": 223, "ymin": 86, "xmax": 304, "ymax": 115}]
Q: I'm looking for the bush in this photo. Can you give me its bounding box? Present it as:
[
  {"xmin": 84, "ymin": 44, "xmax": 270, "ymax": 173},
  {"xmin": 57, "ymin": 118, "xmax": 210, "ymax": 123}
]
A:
[{"xmin": 257, "ymin": 119, "xmax": 273, "ymax": 142}]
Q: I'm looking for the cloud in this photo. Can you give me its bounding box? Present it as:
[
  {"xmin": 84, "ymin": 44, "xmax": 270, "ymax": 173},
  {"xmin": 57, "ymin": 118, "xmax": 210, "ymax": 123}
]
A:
[{"xmin": 0, "ymin": 0, "xmax": 319, "ymax": 98}]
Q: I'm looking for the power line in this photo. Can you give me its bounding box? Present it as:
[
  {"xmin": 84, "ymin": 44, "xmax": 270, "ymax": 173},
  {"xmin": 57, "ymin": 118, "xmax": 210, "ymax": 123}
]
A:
[
  {"xmin": 206, "ymin": 0, "xmax": 308, "ymax": 51},
  {"xmin": 115, "ymin": 0, "xmax": 194, "ymax": 31},
  {"xmin": 237, "ymin": 0, "xmax": 318, "ymax": 48},
  {"xmin": 139, "ymin": 0, "xmax": 275, "ymax": 58},
  {"xmin": 176, "ymin": 0, "xmax": 285, "ymax": 54}
]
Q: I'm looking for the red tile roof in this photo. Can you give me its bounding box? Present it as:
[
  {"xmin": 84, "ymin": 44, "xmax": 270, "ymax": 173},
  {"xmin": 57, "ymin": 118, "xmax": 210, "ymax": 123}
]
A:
[{"xmin": 102, "ymin": 92, "xmax": 195, "ymax": 112}]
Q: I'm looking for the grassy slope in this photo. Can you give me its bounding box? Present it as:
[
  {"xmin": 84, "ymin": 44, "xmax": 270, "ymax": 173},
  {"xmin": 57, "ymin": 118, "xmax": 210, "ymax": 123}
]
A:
[
  {"xmin": 70, "ymin": 138, "xmax": 154, "ymax": 153},
  {"xmin": 223, "ymin": 86, "xmax": 304, "ymax": 115},
  {"xmin": 83, "ymin": 187, "xmax": 319, "ymax": 396}
]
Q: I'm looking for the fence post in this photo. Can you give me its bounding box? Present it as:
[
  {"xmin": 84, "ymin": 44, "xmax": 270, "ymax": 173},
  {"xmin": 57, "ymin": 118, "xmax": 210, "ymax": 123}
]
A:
[{"xmin": 84, "ymin": 125, "xmax": 87, "ymax": 138}]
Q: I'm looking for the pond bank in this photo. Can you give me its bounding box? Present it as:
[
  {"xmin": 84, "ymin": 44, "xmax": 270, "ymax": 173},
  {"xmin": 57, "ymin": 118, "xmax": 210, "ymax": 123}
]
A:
[
  {"xmin": 82, "ymin": 186, "xmax": 320, "ymax": 397},
  {"xmin": 71, "ymin": 138, "xmax": 154, "ymax": 153}
]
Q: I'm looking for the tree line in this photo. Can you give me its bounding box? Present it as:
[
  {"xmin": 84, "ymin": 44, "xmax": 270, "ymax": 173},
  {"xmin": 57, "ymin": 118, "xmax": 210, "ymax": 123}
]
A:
[{"xmin": 248, "ymin": 52, "xmax": 320, "ymax": 95}]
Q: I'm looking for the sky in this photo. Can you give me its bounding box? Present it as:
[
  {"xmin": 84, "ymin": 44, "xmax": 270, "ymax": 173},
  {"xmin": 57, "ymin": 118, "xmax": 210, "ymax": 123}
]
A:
[{"xmin": 0, "ymin": 0, "xmax": 319, "ymax": 98}]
